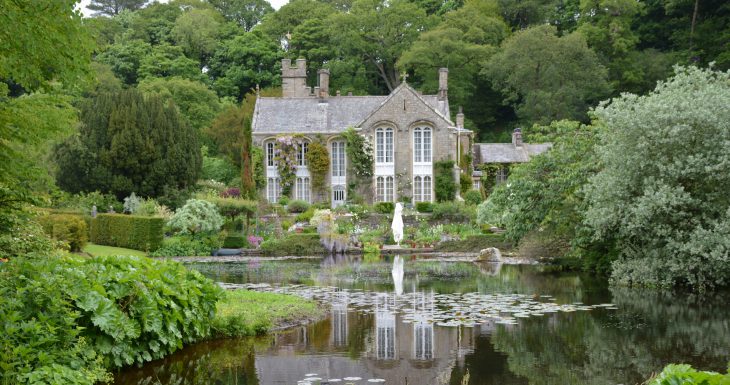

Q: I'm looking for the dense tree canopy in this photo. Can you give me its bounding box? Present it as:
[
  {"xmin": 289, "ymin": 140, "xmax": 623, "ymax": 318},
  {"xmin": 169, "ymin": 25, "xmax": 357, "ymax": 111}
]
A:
[
  {"xmin": 585, "ymin": 66, "xmax": 730, "ymax": 290},
  {"xmin": 54, "ymin": 90, "xmax": 201, "ymax": 199}
]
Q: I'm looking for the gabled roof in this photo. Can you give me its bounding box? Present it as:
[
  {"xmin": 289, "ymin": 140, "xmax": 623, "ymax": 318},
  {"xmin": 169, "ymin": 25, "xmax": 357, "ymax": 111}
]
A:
[
  {"xmin": 354, "ymin": 82, "xmax": 452, "ymax": 128},
  {"xmin": 473, "ymin": 143, "xmax": 552, "ymax": 164},
  {"xmin": 251, "ymin": 84, "xmax": 451, "ymax": 134}
]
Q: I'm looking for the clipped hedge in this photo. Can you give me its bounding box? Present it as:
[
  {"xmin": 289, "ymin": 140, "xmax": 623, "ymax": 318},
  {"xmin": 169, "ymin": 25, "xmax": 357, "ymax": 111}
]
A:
[
  {"xmin": 37, "ymin": 213, "xmax": 88, "ymax": 252},
  {"xmin": 259, "ymin": 233, "xmax": 326, "ymax": 256},
  {"xmin": 374, "ymin": 202, "xmax": 395, "ymax": 214},
  {"xmin": 90, "ymin": 214, "xmax": 164, "ymax": 251},
  {"xmin": 415, "ymin": 202, "xmax": 434, "ymax": 213}
]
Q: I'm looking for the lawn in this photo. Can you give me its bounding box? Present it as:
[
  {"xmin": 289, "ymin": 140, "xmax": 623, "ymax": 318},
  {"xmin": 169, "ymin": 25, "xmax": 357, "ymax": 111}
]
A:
[
  {"xmin": 212, "ymin": 290, "xmax": 324, "ymax": 337},
  {"xmin": 82, "ymin": 243, "xmax": 147, "ymax": 257}
]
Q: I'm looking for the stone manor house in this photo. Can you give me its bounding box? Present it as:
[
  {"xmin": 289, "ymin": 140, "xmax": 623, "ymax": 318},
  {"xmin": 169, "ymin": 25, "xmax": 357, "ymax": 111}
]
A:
[{"xmin": 252, "ymin": 59, "xmax": 549, "ymax": 206}]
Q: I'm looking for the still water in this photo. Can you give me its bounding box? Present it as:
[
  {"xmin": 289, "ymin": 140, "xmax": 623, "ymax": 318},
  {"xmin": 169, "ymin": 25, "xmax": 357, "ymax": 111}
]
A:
[{"xmin": 114, "ymin": 256, "xmax": 730, "ymax": 385}]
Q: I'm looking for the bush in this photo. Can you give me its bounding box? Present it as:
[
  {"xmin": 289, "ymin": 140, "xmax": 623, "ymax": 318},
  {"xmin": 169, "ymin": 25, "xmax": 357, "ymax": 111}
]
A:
[
  {"xmin": 0, "ymin": 255, "xmax": 222, "ymax": 384},
  {"xmin": 463, "ymin": 190, "xmax": 483, "ymax": 205},
  {"xmin": 259, "ymin": 233, "xmax": 326, "ymax": 256},
  {"xmin": 415, "ymin": 201, "xmax": 434, "ymax": 213},
  {"xmin": 0, "ymin": 214, "xmax": 56, "ymax": 259},
  {"xmin": 168, "ymin": 199, "xmax": 224, "ymax": 235},
  {"xmin": 295, "ymin": 207, "xmax": 316, "ymax": 223},
  {"xmin": 210, "ymin": 197, "xmax": 257, "ymax": 218},
  {"xmin": 431, "ymin": 202, "xmax": 475, "ymax": 222},
  {"xmin": 37, "ymin": 213, "xmax": 88, "ymax": 252},
  {"xmin": 460, "ymin": 172, "xmax": 472, "ymax": 194},
  {"xmin": 287, "ymin": 199, "xmax": 310, "ymax": 213},
  {"xmin": 90, "ymin": 214, "xmax": 164, "ymax": 251},
  {"xmin": 434, "ymin": 160, "xmax": 456, "ymax": 202},
  {"xmin": 51, "ymin": 190, "xmax": 121, "ymax": 214},
  {"xmin": 645, "ymin": 363, "xmax": 730, "ymax": 385},
  {"xmin": 374, "ymin": 202, "xmax": 395, "ymax": 214},
  {"xmin": 149, "ymin": 235, "xmax": 218, "ymax": 257},
  {"xmin": 223, "ymin": 235, "xmax": 246, "ymax": 248}
]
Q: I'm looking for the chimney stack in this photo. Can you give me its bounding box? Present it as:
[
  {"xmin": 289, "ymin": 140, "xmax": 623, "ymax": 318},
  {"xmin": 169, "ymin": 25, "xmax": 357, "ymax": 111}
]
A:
[
  {"xmin": 438, "ymin": 68, "xmax": 448, "ymax": 101},
  {"xmin": 281, "ymin": 58, "xmax": 308, "ymax": 97},
  {"xmin": 456, "ymin": 106, "xmax": 464, "ymax": 129},
  {"xmin": 318, "ymin": 69, "xmax": 330, "ymax": 99},
  {"xmin": 512, "ymin": 128, "xmax": 523, "ymax": 147}
]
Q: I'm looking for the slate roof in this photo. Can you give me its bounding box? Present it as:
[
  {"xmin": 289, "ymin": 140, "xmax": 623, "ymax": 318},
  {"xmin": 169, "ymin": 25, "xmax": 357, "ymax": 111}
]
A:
[
  {"xmin": 252, "ymin": 92, "xmax": 450, "ymax": 134},
  {"xmin": 473, "ymin": 143, "xmax": 552, "ymax": 164}
]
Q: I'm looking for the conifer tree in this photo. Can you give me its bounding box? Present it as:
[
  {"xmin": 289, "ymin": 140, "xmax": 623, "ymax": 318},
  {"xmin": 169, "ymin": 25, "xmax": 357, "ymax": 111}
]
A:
[{"xmin": 54, "ymin": 90, "xmax": 201, "ymax": 199}]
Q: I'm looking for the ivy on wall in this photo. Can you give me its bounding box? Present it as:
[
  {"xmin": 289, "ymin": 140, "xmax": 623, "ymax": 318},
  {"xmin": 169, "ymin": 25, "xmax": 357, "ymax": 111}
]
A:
[
  {"xmin": 478, "ymin": 163, "xmax": 511, "ymax": 195},
  {"xmin": 342, "ymin": 127, "xmax": 373, "ymax": 179},
  {"xmin": 306, "ymin": 136, "xmax": 330, "ymax": 197},
  {"xmin": 434, "ymin": 160, "xmax": 456, "ymax": 202}
]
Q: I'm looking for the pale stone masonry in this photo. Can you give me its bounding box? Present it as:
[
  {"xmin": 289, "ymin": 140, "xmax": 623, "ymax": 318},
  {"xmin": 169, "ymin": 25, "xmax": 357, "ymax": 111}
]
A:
[{"xmin": 252, "ymin": 59, "xmax": 472, "ymax": 206}]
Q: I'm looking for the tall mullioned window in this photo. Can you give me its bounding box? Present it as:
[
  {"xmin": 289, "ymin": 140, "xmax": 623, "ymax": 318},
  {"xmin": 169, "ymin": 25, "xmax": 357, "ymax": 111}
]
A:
[
  {"xmin": 266, "ymin": 142, "xmax": 275, "ymax": 167},
  {"xmin": 266, "ymin": 177, "xmax": 280, "ymax": 202},
  {"xmin": 297, "ymin": 141, "xmax": 309, "ymax": 166},
  {"xmin": 376, "ymin": 176, "xmax": 394, "ymax": 202},
  {"xmin": 413, "ymin": 175, "xmax": 432, "ymax": 202},
  {"xmin": 331, "ymin": 141, "xmax": 346, "ymax": 177},
  {"xmin": 413, "ymin": 127, "xmax": 432, "ymax": 163},
  {"xmin": 296, "ymin": 177, "xmax": 311, "ymax": 202},
  {"xmin": 376, "ymin": 127, "xmax": 393, "ymax": 164}
]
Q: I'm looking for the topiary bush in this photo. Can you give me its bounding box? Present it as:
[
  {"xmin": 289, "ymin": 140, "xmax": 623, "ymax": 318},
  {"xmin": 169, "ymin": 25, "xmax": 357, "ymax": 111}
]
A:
[
  {"xmin": 463, "ymin": 190, "xmax": 483, "ymax": 206},
  {"xmin": 374, "ymin": 202, "xmax": 395, "ymax": 214},
  {"xmin": 90, "ymin": 214, "xmax": 164, "ymax": 251},
  {"xmin": 434, "ymin": 160, "xmax": 456, "ymax": 202},
  {"xmin": 38, "ymin": 213, "xmax": 88, "ymax": 252},
  {"xmin": 415, "ymin": 202, "xmax": 434, "ymax": 213},
  {"xmin": 287, "ymin": 199, "xmax": 310, "ymax": 213},
  {"xmin": 259, "ymin": 233, "xmax": 326, "ymax": 256}
]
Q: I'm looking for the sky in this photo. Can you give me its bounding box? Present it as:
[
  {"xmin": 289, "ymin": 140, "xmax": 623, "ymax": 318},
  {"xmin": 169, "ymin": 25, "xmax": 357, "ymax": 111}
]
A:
[{"xmin": 77, "ymin": 0, "xmax": 289, "ymax": 17}]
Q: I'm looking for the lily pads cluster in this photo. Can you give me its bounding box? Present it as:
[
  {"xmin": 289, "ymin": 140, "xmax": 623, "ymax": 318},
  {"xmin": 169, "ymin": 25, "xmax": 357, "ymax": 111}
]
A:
[
  {"xmin": 221, "ymin": 283, "xmax": 618, "ymax": 327},
  {"xmin": 296, "ymin": 373, "xmax": 385, "ymax": 384}
]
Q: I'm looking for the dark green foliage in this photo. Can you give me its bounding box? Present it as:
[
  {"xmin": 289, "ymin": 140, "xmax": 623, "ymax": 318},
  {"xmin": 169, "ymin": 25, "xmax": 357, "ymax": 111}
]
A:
[
  {"xmin": 54, "ymin": 89, "xmax": 201, "ymax": 200},
  {"xmin": 37, "ymin": 213, "xmax": 88, "ymax": 252},
  {"xmin": 306, "ymin": 139, "xmax": 330, "ymax": 196},
  {"xmin": 259, "ymin": 233, "xmax": 326, "ymax": 256},
  {"xmin": 645, "ymin": 363, "xmax": 730, "ymax": 385},
  {"xmin": 434, "ymin": 160, "xmax": 457, "ymax": 202},
  {"xmin": 435, "ymin": 234, "xmax": 511, "ymax": 252},
  {"xmin": 90, "ymin": 214, "xmax": 164, "ymax": 251},
  {"xmin": 287, "ymin": 200, "xmax": 311, "ymax": 213},
  {"xmin": 431, "ymin": 201, "xmax": 476, "ymax": 222},
  {"xmin": 459, "ymin": 172, "xmax": 472, "ymax": 194},
  {"xmin": 148, "ymin": 235, "xmax": 218, "ymax": 257},
  {"xmin": 415, "ymin": 201, "xmax": 434, "ymax": 213},
  {"xmin": 374, "ymin": 202, "xmax": 395, "ymax": 214},
  {"xmin": 463, "ymin": 189, "xmax": 483, "ymax": 206},
  {"xmin": 211, "ymin": 197, "xmax": 258, "ymax": 218},
  {"xmin": 0, "ymin": 255, "xmax": 221, "ymax": 384},
  {"xmin": 223, "ymin": 235, "xmax": 247, "ymax": 248},
  {"xmin": 295, "ymin": 207, "xmax": 316, "ymax": 223},
  {"xmin": 87, "ymin": 0, "xmax": 147, "ymax": 16}
]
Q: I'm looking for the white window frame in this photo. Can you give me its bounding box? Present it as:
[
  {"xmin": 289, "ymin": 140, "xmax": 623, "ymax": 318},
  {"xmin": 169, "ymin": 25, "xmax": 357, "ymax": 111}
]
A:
[
  {"xmin": 296, "ymin": 176, "xmax": 311, "ymax": 202},
  {"xmin": 266, "ymin": 177, "xmax": 280, "ymax": 203},
  {"xmin": 375, "ymin": 127, "xmax": 394, "ymax": 164},
  {"xmin": 297, "ymin": 141, "xmax": 309, "ymax": 167},
  {"xmin": 413, "ymin": 126, "xmax": 432, "ymax": 165},
  {"xmin": 266, "ymin": 142, "xmax": 275, "ymax": 167},
  {"xmin": 331, "ymin": 140, "xmax": 346, "ymax": 184},
  {"xmin": 413, "ymin": 175, "xmax": 432, "ymax": 202},
  {"xmin": 496, "ymin": 166, "xmax": 508, "ymax": 184}
]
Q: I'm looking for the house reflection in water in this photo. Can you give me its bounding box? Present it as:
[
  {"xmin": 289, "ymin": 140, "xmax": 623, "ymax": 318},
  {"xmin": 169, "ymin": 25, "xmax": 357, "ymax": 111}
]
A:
[
  {"xmin": 331, "ymin": 291, "xmax": 348, "ymax": 347},
  {"xmin": 413, "ymin": 292, "xmax": 435, "ymax": 361},
  {"xmin": 375, "ymin": 294, "xmax": 397, "ymax": 360}
]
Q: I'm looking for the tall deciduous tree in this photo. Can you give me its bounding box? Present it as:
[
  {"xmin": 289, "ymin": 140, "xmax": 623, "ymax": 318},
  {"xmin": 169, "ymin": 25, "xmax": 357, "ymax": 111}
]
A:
[
  {"xmin": 329, "ymin": 0, "xmax": 438, "ymax": 92},
  {"xmin": 87, "ymin": 0, "xmax": 148, "ymax": 16},
  {"xmin": 138, "ymin": 77, "xmax": 223, "ymax": 130},
  {"xmin": 483, "ymin": 25, "xmax": 610, "ymax": 125},
  {"xmin": 585, "ymin": 66, "xmax": 730, "ymax": 289},
  {"xmin": 209, "ymin": 0, "xmax": 274, "ymax": 31},
  {"xmin": 172, "ymin": 8, "xmax": 223, "ymax": 63},
  {"xmin": 54, "ymin": 90, "xmax": 201, "ymax": 199}
]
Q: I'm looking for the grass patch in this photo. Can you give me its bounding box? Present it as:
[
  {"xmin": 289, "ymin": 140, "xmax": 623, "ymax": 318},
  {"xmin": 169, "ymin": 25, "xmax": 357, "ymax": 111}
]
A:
[
  {"xmin": 212, "ymin": 290, "xmax": 323, "ymax": 337},
  {"xmin": 81, "ymin": 243, "xmax": 147, "ymax": 257}
]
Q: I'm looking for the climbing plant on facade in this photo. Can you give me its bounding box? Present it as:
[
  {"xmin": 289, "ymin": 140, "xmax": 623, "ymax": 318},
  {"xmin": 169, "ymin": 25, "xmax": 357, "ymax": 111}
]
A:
[
  {"xmin": 306, "ymin": 137, "xmax": 330, "ymax": 197},
  {"xmin": 274, "ymin": 135, "xmax": 303, "ymax": 197},
  {"xmin": 342, "ymin": 127, "xmax": 373, "ymax": 179}
]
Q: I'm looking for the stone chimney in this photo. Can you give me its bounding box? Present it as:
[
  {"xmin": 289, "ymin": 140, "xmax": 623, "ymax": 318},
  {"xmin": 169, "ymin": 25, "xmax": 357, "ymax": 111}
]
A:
[
  {"xmin": 512, "ymin": 128, "xmax": 523, "ymax": 147},
  {"xmin": 318, "ymin": 69, "xmax": 330, "ymax": 99},
  {"xmin": 456, "ymin": 106, "xmax": 464, "ymax": 128},
  {"xmin": 281, "ymin": 58, "xmax": 308, "ymax": 97},
  {"xmin": 438, "ymin": 68, "xmax": 448, "ymax": 101}
]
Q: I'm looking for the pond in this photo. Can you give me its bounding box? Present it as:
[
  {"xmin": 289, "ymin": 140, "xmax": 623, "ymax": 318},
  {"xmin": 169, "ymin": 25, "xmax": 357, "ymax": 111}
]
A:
[{"xmin": 114, "ymin": 255, "xmax": 730, "ymax": 385}]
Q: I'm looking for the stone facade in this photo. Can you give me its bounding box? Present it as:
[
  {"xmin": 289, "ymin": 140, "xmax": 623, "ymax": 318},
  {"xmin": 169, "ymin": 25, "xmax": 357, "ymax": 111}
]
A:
[{"xmin": 252, "ymin": 59, "xmax": 472, "ymax": 206}]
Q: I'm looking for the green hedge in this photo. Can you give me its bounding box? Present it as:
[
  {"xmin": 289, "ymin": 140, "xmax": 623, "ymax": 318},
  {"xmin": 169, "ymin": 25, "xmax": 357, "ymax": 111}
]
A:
[
  {"xmin": 415, "ymin": 202, "xmax": 434, "ymax": 213},
  {"xmin": 223, "ymin": 235, "xmax": 246, "ymax": 248},
  {"xmin": 37, "ymin": 213, "xmax": 88, "ymax": 252},
  {"xmin": 259, "ymin": 233, "xmax": 325, "ymax": 256},
  {"xmin": 374, "ymin": 202, "xmax": 395, "ymax": 214},
  {"xmin": 90, "ymin": 214, "xmax": 164, "ymax": 251}
]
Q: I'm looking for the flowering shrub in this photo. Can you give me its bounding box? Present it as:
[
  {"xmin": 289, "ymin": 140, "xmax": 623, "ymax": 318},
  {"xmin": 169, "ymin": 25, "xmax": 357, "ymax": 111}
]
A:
[
  {"xmin": 247, "ymin": 235, "xmax": 263, "ymax": 248},
  {"xmin": 342, "ymin": 127, "xmax": 373, "ymax": 179},
  {"xmin": 274, "ymin": 135, "xmax": 303, "ymax": 197},
  {"xmin": 220, "ymin": 187, "xmax": 241, "ymax": 198}
]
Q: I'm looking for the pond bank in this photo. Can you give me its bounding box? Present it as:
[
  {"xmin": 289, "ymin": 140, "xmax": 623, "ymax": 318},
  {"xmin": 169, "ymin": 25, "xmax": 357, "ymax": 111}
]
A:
[
  {"xmin": 212, "ymin": 289, "xmax": 326, "ymax": 338},
  {"xmin": 169, "ymin": 252, "xmax": 536, "ymax": 264}
]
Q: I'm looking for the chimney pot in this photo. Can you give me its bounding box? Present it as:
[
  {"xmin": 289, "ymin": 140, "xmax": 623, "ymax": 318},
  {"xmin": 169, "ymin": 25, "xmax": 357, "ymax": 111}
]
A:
[
  {"xmin": 456, "ymin": 106, "xmax": 464, "ymax": 129},
  {"xmin": 317, "ymin": 69, "xmax": 330, "ymax": 99},
  {"xmin": 512, "ymin": 128, "xmax": 523, "ymax": 147}
]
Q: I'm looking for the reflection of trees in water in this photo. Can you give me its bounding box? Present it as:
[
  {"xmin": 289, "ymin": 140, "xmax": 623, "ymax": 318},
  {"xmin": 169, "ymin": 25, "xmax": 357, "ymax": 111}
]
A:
[
  {"xmin": 488, "ymin": 287, "xmax": 730, "ymax": 385},
  {"xmin": 114, "ymin": 337, "xmax": 271, "ymax": 385}
]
